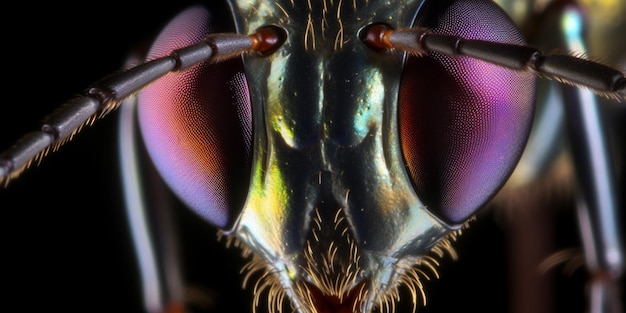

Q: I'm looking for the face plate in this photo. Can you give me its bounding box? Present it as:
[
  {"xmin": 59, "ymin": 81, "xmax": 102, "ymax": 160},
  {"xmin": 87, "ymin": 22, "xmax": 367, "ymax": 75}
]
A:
[{"xmin": 220, "ymin": 0, "xmax": 534, "ymax": 312}]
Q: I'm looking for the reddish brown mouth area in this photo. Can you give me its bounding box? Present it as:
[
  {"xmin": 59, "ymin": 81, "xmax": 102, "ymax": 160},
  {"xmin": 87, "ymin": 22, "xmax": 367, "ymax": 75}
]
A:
[{"xmin": 305, "ymin": 281, "xmax": 366, "ymax": 313}]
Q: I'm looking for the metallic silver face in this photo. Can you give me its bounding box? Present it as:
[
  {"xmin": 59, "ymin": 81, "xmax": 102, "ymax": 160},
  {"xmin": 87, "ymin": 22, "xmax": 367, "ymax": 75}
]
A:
[{"xmin": 224, "ymin": 1, "xmax": 459, "ymax": 312}]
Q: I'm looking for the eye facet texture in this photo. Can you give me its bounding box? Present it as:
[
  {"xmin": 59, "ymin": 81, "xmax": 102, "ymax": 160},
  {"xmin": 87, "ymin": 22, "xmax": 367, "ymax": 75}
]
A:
[
  {"xmin": 138, "ymin": 6, "xmax": 252, "ymax": 228},
  {"xmin": 399, "ymin": 0, "xmax": 536, "ymax": 224}
]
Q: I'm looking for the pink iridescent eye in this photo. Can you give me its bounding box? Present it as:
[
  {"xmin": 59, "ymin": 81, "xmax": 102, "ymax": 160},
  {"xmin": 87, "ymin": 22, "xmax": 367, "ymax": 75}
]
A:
[
  {"xmin": 399, "ymin": 0, "xmax": 536, "ymax": 224},
  {"xmin": 137, "ymin": 6, "xmax": 252, "ymax": 228}
]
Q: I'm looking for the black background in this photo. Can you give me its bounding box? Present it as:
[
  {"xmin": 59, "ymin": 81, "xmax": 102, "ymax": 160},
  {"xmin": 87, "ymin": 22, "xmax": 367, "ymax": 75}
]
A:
[{"xmin": 0, "ymin": 1, "xmax": 623, "ymax": 313}]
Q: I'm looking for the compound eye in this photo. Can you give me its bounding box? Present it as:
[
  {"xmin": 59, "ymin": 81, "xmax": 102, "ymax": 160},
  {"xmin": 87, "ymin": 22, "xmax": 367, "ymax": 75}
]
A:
[
  {"xmin": 138, "ymin": 6, "xmax": 252, "ymax": 229},
  {"xmin": 399, "ymin": 0, "xmax": 535, "ymax": 225}
]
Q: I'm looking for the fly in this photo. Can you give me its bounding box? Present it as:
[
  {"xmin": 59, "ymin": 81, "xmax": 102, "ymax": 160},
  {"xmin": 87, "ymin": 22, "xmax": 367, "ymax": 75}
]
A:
[{"xmin": 0, "ymin": 1, "xmax": 624, "ymax": 313}]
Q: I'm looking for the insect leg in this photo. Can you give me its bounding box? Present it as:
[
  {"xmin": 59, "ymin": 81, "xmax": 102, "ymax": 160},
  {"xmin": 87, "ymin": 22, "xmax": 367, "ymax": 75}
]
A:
[
  {"xmin": 554, "ymin": 6, "xmax": 624, "ymax": 313},
  {"xmin": 118, "ymin": 89, "xmax": 188, "ymax": 313},
  {"xmin": 526, "ymin": 2, "xmax": 624, "ymax": 312}
]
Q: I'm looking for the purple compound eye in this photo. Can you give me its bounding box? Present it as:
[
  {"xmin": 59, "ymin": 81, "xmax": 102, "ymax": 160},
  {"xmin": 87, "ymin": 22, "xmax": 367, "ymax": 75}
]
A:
[
  {"xmin": 137, "ymin": 6, "xmax": 252, "ymax": 229},
  {"xmin": 399, "ymin": 0, "xmax": 536, "ymax": 224}
]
